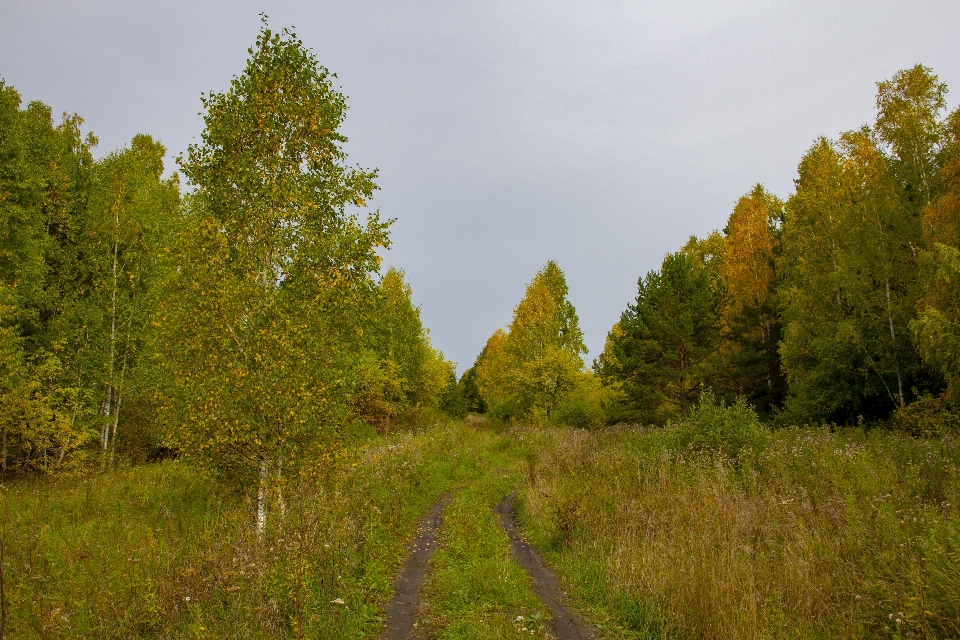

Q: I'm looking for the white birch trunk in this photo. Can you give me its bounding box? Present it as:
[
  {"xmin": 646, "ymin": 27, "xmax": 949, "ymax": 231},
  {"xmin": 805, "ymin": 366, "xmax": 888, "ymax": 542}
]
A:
[
  {"xmin": 257, "ymin": 455, "xmax": 268, "ymax": 537},
  {"xmin": 101, "ymin": 214, "xmax": 120, "ymax": 459},
  {"xmin": 885, "ymin": 279, "xmax": 906, "ymax": 407}
]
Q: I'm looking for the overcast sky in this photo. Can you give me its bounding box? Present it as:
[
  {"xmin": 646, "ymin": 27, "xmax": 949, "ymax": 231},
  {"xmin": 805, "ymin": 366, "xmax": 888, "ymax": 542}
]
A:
[{"xmin": 3, "ymin": 0, "xmax": 960, "ymax": 372}]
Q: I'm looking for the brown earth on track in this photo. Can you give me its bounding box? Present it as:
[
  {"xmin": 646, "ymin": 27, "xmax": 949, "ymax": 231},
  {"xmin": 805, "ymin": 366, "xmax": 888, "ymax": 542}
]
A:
[
  {"xmin": 382, "ymin": 495, "xmax": 451, "ymax": 639},
  {"xmin": 496, "ymin": 492, "xmax": 596, "ymax": 640}
]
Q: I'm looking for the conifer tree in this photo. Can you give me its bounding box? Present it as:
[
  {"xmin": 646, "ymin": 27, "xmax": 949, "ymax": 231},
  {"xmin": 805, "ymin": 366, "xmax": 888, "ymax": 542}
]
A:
[{"xmin": 599, "ymin": 252, "xmax": 721, "ymax": 418}]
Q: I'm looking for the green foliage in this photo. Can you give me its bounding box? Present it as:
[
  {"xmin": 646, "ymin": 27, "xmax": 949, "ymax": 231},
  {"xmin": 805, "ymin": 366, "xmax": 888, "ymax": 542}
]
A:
[
  {"xmin": 599, "ymin": 251, "xmax": 721, "ymax": 420},
  {"xmin": 0, "ymin": 79, "xmax": 179, "ymax": 473},
  {"xmin": 913, "ymin": 244, "xmax": 960, "ymax": 400},
  {"xmin": 438, "ymin": 367, "xmax": 468, "ymax": 419},
  {"xmin": 486, "ymin": 396, "xmax": 521, "ymax": 423},
  {"xmin": 476, "ymin": 261, "xmax": 586, "ymax": 422},
  {"xmin": 458, "ymin": 365, "xmax": 486, "ymax": 414},
  {"xmin": 551, "ymin": 372, "xmax": 610, "ymax": 430},
  {"xmin": 778, "ymin": 65, "xmax": 952, "ymax": 424},
  {"xmin": 888, "ymin": 394, "xmax": 960, "ymax": 437},
  {"xmin": 155, "ymin": 20, "xmax": 390, "ymax": 509},
  {"xmin": 360, "ymin": 268, "xmax": 452, "ymax": 429},
  {"xmin": 671, "ymin": 390, "xmax": 770, "ymax": 460}
]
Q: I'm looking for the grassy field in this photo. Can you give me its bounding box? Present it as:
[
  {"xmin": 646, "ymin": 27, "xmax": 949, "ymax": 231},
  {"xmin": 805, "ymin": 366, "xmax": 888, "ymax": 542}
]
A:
[
  {"xmin": 2, "ymin": 423, "xmax": 499, "ymax": 639},
  {"xmin": 514, "ymin": 423, "xmax": 960, "ymax": 639},
  {"xmin": 4, "ymin": 417, "xmax": 960, "ymax": 639}
]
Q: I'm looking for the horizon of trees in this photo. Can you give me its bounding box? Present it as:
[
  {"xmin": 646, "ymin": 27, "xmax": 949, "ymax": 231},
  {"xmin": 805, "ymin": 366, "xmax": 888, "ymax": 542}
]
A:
[
  {"xmin": 465, "ymin": 65, "xmax": 960, "ymax": 432},
  {"xmin": 3, "ymin": 35, "xmax": 959, "ymax": 497},
  {"xmin": 591, "ymin": 64, "xmax": 960, "ymax": 429}
]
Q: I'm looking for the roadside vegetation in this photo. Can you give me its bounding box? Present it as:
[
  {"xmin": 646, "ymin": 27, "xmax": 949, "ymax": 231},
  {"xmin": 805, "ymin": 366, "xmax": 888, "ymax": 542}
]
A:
[
  {"xmin": 515, "ymin": 411, "xmax": 960, "ymax": 638},
  {"xmin": 4, "ymin": 423, "xmax": 488, "ymax": 638}
]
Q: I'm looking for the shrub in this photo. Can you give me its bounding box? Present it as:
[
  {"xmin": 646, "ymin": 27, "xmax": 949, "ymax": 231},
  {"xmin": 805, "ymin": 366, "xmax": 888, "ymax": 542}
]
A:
[
  {"xmin": 672, "ymin": 390, "xmax": 769, "ymax": 459},
  {"xmin": 889, "ymin": 395, "xmax": 960, "ymax": 437},
  {"xmin": 552, "ymin": 397, "xmax": 604, "ymax": 429},
  {"xmin": 487, "ymin": 397, "xmax": 520, "ymax": 423}
]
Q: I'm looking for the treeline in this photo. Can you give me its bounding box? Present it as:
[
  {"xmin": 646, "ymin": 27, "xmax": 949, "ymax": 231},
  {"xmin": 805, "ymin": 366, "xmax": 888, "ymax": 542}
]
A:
[
  {"xmin": 0, "ymin": 22, "xmax": 454, "ymax": 484},
  {"xmin": 466, "ymin": 65, "xmax": 960, "ymax": 431}
]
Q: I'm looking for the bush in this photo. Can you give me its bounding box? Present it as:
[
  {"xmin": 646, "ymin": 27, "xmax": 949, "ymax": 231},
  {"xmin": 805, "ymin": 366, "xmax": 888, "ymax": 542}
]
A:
[
  {"xmin": 438, "ymin": 370, "xmax": 468, "ymax": 419},
  {"xmin": 889, "ymin": 395, "xmax": 960, "ymax": 437},
  {"xmin": 672, "ymin": 391, "xmax": 769, "ymax": 459},
  {"xmin": 487, "ymin": 397, "xmax": 520, "ymax": 423},
  {"xmin": 552, "ymin": 397, "xmax": 604, "ymax": 429}
]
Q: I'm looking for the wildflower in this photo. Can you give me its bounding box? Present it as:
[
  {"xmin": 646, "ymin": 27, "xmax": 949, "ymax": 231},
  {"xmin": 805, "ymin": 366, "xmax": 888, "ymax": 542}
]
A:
[{"xmin": 331, "ymin": 598, "xmax": 346, "ymax": 605}]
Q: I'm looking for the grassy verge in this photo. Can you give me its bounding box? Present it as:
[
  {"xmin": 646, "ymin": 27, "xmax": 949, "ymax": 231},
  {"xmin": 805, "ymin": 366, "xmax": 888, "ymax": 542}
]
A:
[
  {"xmin": 513, "ymin": 425, "xmax": 960, "ymax": 639},
  {"xmin": 417, "ymin": 437, "xmax": 550, "ymax": 639},
  {"xmin": 2, "ymin": 421, "xmax": 488, "ymax": 638}
]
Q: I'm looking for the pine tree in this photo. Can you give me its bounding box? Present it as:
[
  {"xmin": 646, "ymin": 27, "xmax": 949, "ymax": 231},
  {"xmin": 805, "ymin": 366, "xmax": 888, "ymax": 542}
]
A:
[{"xmin": 599, "ymin": 252, "xmax": 721, "ymax": 419}]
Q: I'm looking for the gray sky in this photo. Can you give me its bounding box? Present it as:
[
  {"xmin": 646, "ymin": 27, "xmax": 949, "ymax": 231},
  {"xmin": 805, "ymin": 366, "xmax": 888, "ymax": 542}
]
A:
[{"xmin": 3, "ymin": 1, "xmax": 960, "ymax": 372}]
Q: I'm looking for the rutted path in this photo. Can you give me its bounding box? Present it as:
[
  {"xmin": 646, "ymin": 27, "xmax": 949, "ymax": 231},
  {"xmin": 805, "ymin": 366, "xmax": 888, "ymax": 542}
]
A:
[
  {"xmin": 383, "ymin": 494, "xmax": 451, "ymax": 639},
  {"xmin": 381, "ymin": 444, "xmax": 595, "ymax": 639},
  {"xmin": 497, "ymin": 492, "xmax": 595, "ymax": 640}
]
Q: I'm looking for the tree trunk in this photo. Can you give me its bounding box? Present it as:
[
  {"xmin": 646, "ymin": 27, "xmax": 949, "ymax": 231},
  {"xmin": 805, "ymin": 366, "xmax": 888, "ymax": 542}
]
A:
[
  {"xmin": 678, "ymin": 345, "xmax": 689, "ymax": 414},
  {"xmin": 276, "ymin": 457, "xmax": 286, "ymax": 524},
  {"xmin": 101, "ymin": 209, "xmax": 120, "ymax": 463},
  {"xmin": 257, "ymin": 454, "xmax": 268, "ymax": 537},
  {"xmin": 885, "ymin": 279, "xmax": 906, "ymax": 407}
]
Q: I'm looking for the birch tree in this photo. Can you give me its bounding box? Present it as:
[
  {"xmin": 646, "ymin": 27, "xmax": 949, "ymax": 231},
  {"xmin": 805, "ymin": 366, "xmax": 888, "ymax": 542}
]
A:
[
  {"xmin": 85, "ymin": 135, "xmax": 179, "ymax": 467},
  {"xmin": 779, "ymin": 66, "xmax": 949, "ymax": 422},
  {"xmin": 156, "ymin": 20, "xmax": 388, "ymax": 534}
]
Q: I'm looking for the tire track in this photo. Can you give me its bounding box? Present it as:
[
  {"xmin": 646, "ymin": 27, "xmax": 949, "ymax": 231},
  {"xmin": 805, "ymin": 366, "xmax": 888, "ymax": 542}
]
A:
[
  {"xmin": 496, "ymin": 492, "xmax": 595, "ymax": 640},
  {"xmin": 383, "ymin": 494, "xmax": 451, "ymax": 639}
]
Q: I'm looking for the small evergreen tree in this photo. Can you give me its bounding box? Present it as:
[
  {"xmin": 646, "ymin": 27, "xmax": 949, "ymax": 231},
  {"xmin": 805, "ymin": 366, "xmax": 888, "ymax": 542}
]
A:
[{"xmin": 599, "ymin": 252, "xmax": 721, "ymax": 419}]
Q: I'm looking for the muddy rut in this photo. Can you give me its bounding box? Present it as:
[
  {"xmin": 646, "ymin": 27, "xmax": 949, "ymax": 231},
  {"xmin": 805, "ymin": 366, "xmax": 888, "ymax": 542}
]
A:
[
  {"xmin": 496, "ymin": 492, "xmax": 595, "ymax": 640},
  {"xmin": 382, "ymin": 495, "xmax": 451, "ymax": 639},
  {"xmin": 382, "ymin": 491, "xmax": 593, "ymax": 639}
]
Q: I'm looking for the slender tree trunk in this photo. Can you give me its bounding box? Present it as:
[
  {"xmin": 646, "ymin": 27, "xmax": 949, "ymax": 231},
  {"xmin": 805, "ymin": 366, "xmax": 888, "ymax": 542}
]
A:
[
  {"xmin": 1, "ymin": 429, "xmax": 6, "ymax": 477},
  {"xmin": 883, "ymin": 278, "xmax": 906, "ymax": 407},
  {"xmin": 276, "ymin": 457, "xmax": 286, "ymax": 524},
  {"xmin": 101, "ymin": 209, "xmax": 120, "ymax": 464},
  {"xmin": 108, "ymin": 312, "xmax": 134, "ymax": 469},
  {"xmin": 257, "ymin": 454, "xmax": 268, "ymax": 538},
  {"xmin": 109, "ymin": 385, "xmax": 123, "ymax": 468},
  {"xmin": 678, "ymin": 346, "xmax": 688, "ymax": 414}
]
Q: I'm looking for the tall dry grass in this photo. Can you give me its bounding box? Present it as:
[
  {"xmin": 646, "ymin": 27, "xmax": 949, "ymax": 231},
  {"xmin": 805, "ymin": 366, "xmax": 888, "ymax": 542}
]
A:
[
  {"xmin": 515, "ymin": 424, "xmax": 960, "ymax": 639},
  {"xmin": 1, "ymin": 422, "xmax": 492, "ymax": 638}
]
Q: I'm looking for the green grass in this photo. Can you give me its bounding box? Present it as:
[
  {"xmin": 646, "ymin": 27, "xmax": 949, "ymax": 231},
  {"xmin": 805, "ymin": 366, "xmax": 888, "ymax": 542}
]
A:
[
  {"xmin": 2, "ymin": 422, "xmax": 491, "ymax": 639},
  {"xmin": 9, "ymin": 417, "xmax": 957, "ymax": 639},
  {"xmin": 417, "ymin": 437, "xmax": 550, "ymax": 639}
]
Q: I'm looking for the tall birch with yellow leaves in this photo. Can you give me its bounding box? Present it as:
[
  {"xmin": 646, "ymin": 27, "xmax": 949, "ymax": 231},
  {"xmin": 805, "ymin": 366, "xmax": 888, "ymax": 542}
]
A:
[{"xmin": 155, "ymin": 20, "xmax": 388, "ymax": 534}]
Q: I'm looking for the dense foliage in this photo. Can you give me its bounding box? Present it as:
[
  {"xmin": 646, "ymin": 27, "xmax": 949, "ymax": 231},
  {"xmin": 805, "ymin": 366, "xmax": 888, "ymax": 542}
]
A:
[
  {"xmin": 594, "ymin": 64, "xmax": 960, "ymax": 426},
  {"xmin": 0, "ymin": 22, "xmax": 454, "ymax": 488},
  {"xmin": 471, "ymin": 261, "xmax": 608, "ymax": 424}
]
